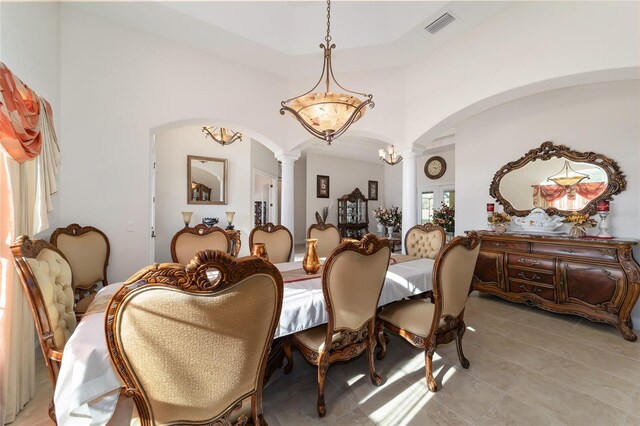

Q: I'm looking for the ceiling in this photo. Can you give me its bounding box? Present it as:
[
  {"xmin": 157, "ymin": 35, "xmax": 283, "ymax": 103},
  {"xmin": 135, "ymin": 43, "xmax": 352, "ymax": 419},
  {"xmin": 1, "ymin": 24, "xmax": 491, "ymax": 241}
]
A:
[{"xmin": 69, "ymin": 1, "xmax": 512, "ymax": 78}]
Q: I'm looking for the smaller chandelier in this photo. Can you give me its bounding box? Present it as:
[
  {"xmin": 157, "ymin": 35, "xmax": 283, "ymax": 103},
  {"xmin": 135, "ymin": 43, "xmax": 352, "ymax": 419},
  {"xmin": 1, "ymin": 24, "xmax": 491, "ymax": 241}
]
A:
[
  {"xmin": 379, "ymin": 145, "xmax": 403, "ymax": 166},
  {"xmin": 547, "ymin": 160, "xmax": 589, "ymax": 186},
  {"xmin": 280, "ymin": 0, "xmax": 374, "ymax": 145},
  {"xmin": 202, "ymin": 126, "xmax": 242, "ymax": 146}
]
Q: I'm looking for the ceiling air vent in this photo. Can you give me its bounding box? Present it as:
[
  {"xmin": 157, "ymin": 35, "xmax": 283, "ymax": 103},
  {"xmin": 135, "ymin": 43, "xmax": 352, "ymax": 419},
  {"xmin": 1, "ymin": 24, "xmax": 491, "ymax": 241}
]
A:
[{"xmin": 425, "ymin": 12, "xmax": 455, "ymax": 34}]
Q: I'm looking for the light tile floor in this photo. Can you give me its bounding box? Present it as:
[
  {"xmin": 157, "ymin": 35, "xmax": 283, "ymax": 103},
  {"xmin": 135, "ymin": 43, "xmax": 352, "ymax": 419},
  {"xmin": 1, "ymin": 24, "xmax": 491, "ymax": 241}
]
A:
[{"xmin": 11, "ymin": 293, "xmax": 640, "ymax": 425}]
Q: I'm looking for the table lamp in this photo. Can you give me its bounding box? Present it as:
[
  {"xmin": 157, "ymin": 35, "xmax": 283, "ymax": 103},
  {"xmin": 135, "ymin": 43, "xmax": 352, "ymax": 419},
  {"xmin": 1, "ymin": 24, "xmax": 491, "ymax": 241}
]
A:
[
  {"xmin": 226, "ymin": 211, "xmax": 236, "ymax": 230},
  {"xmin": 181, "ymin": 211, "xmax": 193, "ymax": 228}
]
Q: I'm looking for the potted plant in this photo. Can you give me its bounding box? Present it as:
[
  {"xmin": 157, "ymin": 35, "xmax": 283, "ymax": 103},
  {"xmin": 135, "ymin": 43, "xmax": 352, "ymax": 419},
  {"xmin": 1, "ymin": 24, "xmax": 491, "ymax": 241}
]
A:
[
  {"xmin": 433, "ymin": 203, "xmax": 455, "ymax": 233},
  {"xmin": 564, "ymin": 212, "xmax": 597, "ymax": 237},
  {"xmin": 487, "ymin": 212, "xmax": 511, "ymax": 234}
]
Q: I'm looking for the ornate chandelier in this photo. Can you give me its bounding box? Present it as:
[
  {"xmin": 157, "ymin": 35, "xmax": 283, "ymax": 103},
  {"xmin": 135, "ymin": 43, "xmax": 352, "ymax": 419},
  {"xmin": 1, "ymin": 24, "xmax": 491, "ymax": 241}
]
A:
[
  {"xmin": 379, "ymin": 145, "xmax": 403, "ymax": 166},
  {"xmin": 547, "ymin": 160, "xmax": 589, "ymax": 186},
  {"xmin": 202, "ymin": 126, "xmax": 242, "ymax": 146},
  {"xmin": 280, "ymin": 0, "xmax": 374, "ymax": 145}
]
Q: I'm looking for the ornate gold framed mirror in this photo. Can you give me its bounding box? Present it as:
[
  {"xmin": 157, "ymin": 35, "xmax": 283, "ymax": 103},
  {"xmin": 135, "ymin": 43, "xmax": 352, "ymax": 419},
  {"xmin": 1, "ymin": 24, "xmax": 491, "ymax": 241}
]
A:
[
  {"xmin": 187, "ymin": 155, "xmax": 228, "ymax": 205},
  {"xmin": 490, "ymin": 142, "xmax": 626, "ymax": 217}
]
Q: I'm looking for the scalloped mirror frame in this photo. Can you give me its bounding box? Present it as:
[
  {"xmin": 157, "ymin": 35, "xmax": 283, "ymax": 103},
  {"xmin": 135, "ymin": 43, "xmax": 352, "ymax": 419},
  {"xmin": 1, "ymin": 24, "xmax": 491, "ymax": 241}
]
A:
[{"xmin": 489, "ymin": 141, "xmax": 626, "ymax": 217}]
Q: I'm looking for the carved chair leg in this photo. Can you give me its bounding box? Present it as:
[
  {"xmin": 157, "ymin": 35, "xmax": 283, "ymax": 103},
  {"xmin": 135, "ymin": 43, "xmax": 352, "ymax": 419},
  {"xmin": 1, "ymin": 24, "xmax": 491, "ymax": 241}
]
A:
[
  {"xmin": 425, "ymin": 338, "xmax": 438, "ymax": 392},
  {"xmin": 455, "ymin": 322, "xmax": 470, "ymax": 369},
  {"xmin": 48, "ymin": 397, "xmax": 57, "ymax": 424},
  {"xmin": 317, "ymin": 354, "xmax": 329, "ymax": 417},
  {"xmin": 367, "ymin": 320, "xmax": 382, "ymax": 386},
  {"xmin": 376, "ymin": 321, "xmax": 387, "ymax": 360},
  {"xmin": 283, "ymin": 340, "xmax": 294, "ymax": 374}
]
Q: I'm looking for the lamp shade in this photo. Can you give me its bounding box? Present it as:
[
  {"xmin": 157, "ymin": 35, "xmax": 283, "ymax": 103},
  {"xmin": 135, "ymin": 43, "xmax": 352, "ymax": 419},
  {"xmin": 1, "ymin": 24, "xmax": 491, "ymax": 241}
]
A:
[
  {"xmin": 181, "ymin": 211, "xmax": 193, "ymax": 227},
  {"xmin": 289, "ymin": 92, "xmax": 366, "ymax": 135},
  {"xmin": 226, "ymin": 211, "xmax": 236, "ymax": 224}
]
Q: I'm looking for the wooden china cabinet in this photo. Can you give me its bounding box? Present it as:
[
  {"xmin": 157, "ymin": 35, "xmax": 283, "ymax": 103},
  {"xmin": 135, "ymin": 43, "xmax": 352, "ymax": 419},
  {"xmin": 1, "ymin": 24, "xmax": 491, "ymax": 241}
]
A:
[
  {"xmin": 473, "ymin": 231, "xmax": 640, "ymax": 341},
  {"xmin": 337, "ymin": 188, "xmax": 369, "ymax": 239}
]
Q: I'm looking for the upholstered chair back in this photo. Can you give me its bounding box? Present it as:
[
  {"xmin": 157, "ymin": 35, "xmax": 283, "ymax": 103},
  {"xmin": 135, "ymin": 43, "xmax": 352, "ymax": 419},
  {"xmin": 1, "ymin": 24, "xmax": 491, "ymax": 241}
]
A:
[
  {"xmin": 171, "ymin": 225, "xmax": 231, "ymax": 265},
  {"xmin": 435, "ymin": 233, "xmax": 481, "ymax": 318},
  {"xmin": 51, "ymin": 224, "xmax": 109, "ymax": 292},
  {"xmin": 249, "ymin": 223, "xmax": 293, "ymax": 264},
  {"xmin": 323, "ymin": 234, "xmax": 391, "ymax": 330},
  {"xmin": 308, "ymin": 223, "xmax": 342, "ymax": 258},
  {"xmin": 106, "ymin": 251, "xmax": 283, "ymax": 425},
  {"xmin": 11, "ymin": 236, "xmax": 76, "ymax": 389},
  {"xmin": 404, "ymin": 224, "xmax": 445, "ymax": 259}
]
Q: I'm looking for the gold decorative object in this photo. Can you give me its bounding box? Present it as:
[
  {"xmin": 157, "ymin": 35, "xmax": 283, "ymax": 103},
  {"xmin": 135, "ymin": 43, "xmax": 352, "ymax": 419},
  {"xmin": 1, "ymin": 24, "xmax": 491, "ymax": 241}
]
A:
[
  {"xmin": 379, "ymin": 145, "xmax": 403, "ymax": 166},
  {"xmin": 280, "ymin": 0, "xmax": 374, "ymax": 145},
  {"xmin": 302, "ymin": 238, "xmax": 321, "ymax": 274},
  {"xmin": 202, "ymin": 126, "xmax": 242, "ymax": 146},
  {"xmin": 181, "ymin": 211, "xmax": 193, "ymax": 227},
  {"xmin": 251, "ymin": 243, "xmax": 269, "ymax": 260},
  {"xmin": 547, "ymin": 160, "xmax": 589, "ymax": 187}
]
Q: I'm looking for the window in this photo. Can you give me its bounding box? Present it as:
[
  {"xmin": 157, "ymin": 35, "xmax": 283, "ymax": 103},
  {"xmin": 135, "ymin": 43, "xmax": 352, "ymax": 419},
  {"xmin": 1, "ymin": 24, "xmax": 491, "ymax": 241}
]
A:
[
  {"xmin": 443, "ymin": 190, "xmax": 455, "ymax": 208},
  {"xmin": 421, "ymin": 192, "xmax": 434, "ymax": 224}
]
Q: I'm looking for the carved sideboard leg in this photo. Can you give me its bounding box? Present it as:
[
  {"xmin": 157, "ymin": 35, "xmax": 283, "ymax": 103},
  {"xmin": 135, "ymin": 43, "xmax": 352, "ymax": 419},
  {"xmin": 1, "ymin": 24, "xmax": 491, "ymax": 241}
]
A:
[{"xmin": 617, "ymin": 319, "xmax": 637, "ymax": 342}]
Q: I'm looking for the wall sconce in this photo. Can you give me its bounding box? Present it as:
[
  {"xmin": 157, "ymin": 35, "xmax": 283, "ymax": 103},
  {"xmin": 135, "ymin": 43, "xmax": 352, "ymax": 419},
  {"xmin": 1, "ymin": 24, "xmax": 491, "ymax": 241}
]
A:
[
  {"xmin": 181, "ymin": 211, "xmax": 193, "ymax": 227},
  {"xmin": 226, "ymin": 211, "xmax": 236, "ymax": 230},
  {"xmin": 379, "ymin": 145, "xmax": 403, "ymax": 166},
  {"xmin": 202, "ymin": 126, "xmax": 243, "ymax": 146}
]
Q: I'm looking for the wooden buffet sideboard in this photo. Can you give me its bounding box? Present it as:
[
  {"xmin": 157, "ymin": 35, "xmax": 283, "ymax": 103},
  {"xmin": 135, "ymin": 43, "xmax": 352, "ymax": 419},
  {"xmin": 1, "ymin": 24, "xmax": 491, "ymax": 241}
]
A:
[{"xmin": 472, "ymin": 231, "xmax": 640, "ymax": 341}]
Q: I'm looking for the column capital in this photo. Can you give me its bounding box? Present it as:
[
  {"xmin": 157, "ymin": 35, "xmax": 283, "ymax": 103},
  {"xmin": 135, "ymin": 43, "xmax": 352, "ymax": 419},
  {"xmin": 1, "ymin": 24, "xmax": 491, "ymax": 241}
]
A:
[
  {"xmin": 397, "ymin": 147, "xmax": 424, "ymax": 159},
  {"xmin": 276, "ymin": 152, "xmax": 300, "ymax": 164}
]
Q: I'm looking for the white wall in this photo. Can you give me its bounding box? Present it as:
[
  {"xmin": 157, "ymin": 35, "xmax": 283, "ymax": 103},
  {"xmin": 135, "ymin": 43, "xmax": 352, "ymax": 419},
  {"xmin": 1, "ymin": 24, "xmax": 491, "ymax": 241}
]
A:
[
  {"xmin": 154, "ymin": 124, "xmax": 252, "ymax": 263},
  {"xmin": 305, "ymin": 153, "xmax": 385, "ymax": 234},
  {"xmin": 294, "ymin": 157, "xmax": 307, "ymax": 244},
  {"xmin": 58, "ymin": 6, "xmax": 289, "ymax": 281},
  {"xmin": 455, "ymin": 80, "xmax": 640, "ymax": 327},
  {"xmin": 0, "ymin": 2, "xmax": 61, "ymax": 236}
]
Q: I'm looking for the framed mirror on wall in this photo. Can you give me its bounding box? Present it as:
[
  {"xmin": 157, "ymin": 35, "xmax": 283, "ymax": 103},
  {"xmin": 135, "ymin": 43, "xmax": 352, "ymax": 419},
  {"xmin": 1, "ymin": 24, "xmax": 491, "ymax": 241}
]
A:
[
  {"xmin": 187, "ymin": 155, "xmax": 228, "ymax": 205},
  {"xmin": 490, "ymin": 141, "xmax": 626, "ymax": 217}
]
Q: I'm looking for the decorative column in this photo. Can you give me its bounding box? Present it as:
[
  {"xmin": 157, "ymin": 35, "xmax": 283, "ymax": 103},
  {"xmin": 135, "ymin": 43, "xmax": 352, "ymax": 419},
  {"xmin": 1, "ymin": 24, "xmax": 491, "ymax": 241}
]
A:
[
  {"xmin": 399, "ymin": 149, "xmax": 421, "ymax": 254},
  {"xmin": 277, "ymin": 153, "xmax": 298, "ymax": 259}
]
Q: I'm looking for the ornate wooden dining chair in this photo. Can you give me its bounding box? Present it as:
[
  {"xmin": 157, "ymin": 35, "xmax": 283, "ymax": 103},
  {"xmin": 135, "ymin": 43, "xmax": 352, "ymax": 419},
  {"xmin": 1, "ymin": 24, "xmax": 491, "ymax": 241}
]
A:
[
  {"xmin": 170, "ymin": 224, "xmax": 231, "ymax": 264},
  {"xmin": 376, "ymin": 232, "xmax": 481, "ymax": 392},
  {"xmin": 404, "ymin": 223, "xmax": 446, "ymax": 259},
  {"xmin": 105, "ymin": 250, "xmax": 283, "ymax": 425},
  {"xmin": 283, "ymin": 234, "xmax": 391, "ymax": 416},
  {"xmin": 249, "ymin": 222, "xmax": 293, "ymax": 263},
  {"xmin": 307, "ymin": 223, "xmax": 341, "ymax": 258},
  {"xmin": 50, "ymin": 223, "xmax": 110, "ymax": 320},
  {"xmin": 11, "ymin": 235, "xmax": 77, "ymax": 423}
]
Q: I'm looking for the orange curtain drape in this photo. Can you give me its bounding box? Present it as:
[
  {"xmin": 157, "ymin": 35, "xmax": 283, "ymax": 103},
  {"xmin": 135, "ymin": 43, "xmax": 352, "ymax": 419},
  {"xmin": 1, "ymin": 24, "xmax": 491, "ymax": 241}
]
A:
[{"xmin": 0, "ymin": 63, "xmax": 51, "ymax": 163}]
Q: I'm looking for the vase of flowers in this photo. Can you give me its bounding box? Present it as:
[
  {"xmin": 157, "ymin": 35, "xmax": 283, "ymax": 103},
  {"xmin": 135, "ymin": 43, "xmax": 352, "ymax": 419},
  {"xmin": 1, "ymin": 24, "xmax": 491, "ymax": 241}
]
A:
[
  {"xmin": 564, "ymin": 212, "xmax": 597, "ymax": 237},
  {"xmin": 488, "ymin": 212, "xmax": 511, "ymax": 234},
  {"xmin": 432, "ymin": 203, "xmax": 455, "ymax": 233},
  {"xmin": 374, "ymin": 206, "xmax": 402, "ymax": 234}
]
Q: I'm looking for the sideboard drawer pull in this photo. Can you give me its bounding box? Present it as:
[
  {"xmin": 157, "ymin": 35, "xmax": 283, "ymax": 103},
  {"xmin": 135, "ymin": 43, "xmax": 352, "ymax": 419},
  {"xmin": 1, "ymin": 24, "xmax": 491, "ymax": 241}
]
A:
[
  {"xmin": 517, "ymin": 258, "xmax": 541, "ymax": 266},
  {"xmin": 492, "ymin": 242, "xmax": 505, "ymax": 247},
  {"xmin": 519, "ymin": 284, "xmax": 542, "ymax": 293},
  {"xmin": 518, "ymin": 271, "xmax": 541, "ymax": 281}
]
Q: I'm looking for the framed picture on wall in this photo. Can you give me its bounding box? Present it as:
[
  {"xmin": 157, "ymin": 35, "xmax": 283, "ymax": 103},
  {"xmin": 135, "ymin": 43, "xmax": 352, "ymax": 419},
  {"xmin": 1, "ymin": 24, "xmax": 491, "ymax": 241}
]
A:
[
  {"xmin": 368, "ymin": 180, "xmax": 378, "ymax": 200},
  {"xmin": 317, "ymin": 175, "xmax": 330, "ymax": 198}
]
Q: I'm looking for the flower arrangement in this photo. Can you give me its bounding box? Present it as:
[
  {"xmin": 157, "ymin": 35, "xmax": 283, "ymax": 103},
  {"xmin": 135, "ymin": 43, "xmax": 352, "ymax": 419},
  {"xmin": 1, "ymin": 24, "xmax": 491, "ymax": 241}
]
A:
[
  {"xmin": 374, "ymin": 205, "xmax": 402, "ymax": 229},
  {"xmin": 487, "ymin": 212, "xmax": 511, "ymax": 225},
  {"xmin": 564, "ymin": 212, "xmax": 597, "ymax": 237},
  {"xmin": 433, "ymin": 203, "xmax": 455, "ymax": 233},
  {"xmin": 564, "ymin": 212, "xmax": 597, "ymax": 227}
]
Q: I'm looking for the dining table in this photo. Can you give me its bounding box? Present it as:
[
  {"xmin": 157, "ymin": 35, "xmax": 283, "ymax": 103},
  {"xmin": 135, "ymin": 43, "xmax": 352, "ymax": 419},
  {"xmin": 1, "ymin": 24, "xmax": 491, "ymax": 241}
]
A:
[{"xmin": 53, "ymin": 255, "xmax": 435, "ymax": 425}]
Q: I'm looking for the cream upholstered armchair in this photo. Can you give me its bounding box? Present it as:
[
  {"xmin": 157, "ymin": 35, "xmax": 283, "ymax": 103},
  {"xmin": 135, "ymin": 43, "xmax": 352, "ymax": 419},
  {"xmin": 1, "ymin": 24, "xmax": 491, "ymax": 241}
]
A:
[
  {"xmin": 283, "ymin": 234, "xmax": 391, "ymax": 416},
  {"xmin": 377, "ymin": 232, "xmax": 481, "ymax": 392},
  {"xmin": 50, "ymin": 224, "xmax": 110, "ymax": 320},
  {"xmin": 170, "ymin": 224, "xmax": 231, "ymax": 265},
  {"xmin": 307, "ymin": 223, "xmax": 341, "ymax": 258},
  {"xmin": 249, "ymin": 223, "xmax": 293, "ymax": 264},
  {"xmin": 404, "ymin": 223, "xmax": 446, "ymax": 259},
  {"xmin": 105, "ymin": 250, "xmax": 283, "ymax": 425},
  {"xmin": 11, "ymin": 236, "xmax": 77, "ymax": 423}
]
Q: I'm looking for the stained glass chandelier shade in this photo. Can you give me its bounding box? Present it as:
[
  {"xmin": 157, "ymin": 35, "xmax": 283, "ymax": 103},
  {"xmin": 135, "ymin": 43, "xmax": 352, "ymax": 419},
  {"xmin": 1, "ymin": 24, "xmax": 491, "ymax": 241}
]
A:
[
  {"xmin": 280, "ymin": 0, "xmax": 374, "ymax": 145},
  {"xmin": 547, "ymin": 160, "xmax": 590, "ymax": 186}
]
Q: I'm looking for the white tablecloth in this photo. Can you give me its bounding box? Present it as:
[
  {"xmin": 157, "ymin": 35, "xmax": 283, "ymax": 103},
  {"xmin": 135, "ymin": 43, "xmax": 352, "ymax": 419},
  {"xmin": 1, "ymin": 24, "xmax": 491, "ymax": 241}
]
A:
[{"xmin": 54, "ymin": 257, "xmax": 434, "ymax": 425}]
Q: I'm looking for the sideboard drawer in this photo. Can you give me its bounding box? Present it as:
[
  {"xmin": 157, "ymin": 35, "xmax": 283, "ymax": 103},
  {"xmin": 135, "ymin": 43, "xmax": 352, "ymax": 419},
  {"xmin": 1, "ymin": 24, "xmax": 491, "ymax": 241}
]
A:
[
  {"xmin": 508, "ymin": 279, "xmax": 556, "ymax": 302},
  {"xmin": 507, "ymin": 267, "xmax": 555, "ymax": 285},
  {"xmin": 506, "ymin": 254, "xmax": 554, "ymax": 271},
  {"xmin": 531, "ymin": 243, "xmax": 617, "ymax": 262},
  {"xmin": 482, "ymin": 240, "xmax": 529, "ymax": 252}
]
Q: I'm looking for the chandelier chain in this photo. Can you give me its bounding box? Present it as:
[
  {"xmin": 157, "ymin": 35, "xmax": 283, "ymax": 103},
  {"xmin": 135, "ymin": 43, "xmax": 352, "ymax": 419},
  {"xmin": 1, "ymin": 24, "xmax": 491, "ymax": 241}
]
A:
[{"xmin": 325, "ymin": 0, "xmax": 332, "ymax": 43}]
